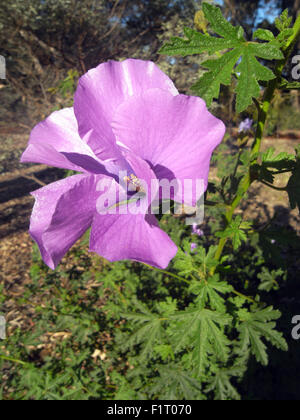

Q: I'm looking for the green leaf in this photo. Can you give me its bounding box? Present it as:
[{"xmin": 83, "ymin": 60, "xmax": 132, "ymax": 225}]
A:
[
  {"xmin": 275, "ymin": 28, "xmax": 294, "ymax": 45},
  {"xmin": 171, "ymin": 306, "xmax": 231, "ymax": 376},
  {"xmin": 248, "ymin": 42, "xmax": 284, "ymax": 60},
  {"xmin": 156, "ymin": 297, "xmax": 178, "ymax": 317},
  {"xmin": 255, "ymin": 147, "xmax": 295, "ymax": 184},
  {"xmin": 173, "ymin": 243, "xmax": 218, "ymax": 278},
  {"xmin": 202, "ymin": 2, "xmax": 242, "ymax": 40},
  {"xmin": 191, "ymin": 49, "xmax": 241, "ymax": 107},
  {"xmin": 195, "ymin": 245, "xmax": 219, "ymax": 279},
  {"xmin": 152, "ymin": 366, "xmax": 204, "ymax": 400},
  {"xmin": 159, "ymin": 27, "xmax": 239, "ymax": 56},
  {"xmin": 205, "ymin": 367, "xmax": 242, "ymax": 400},
  {"xmin": 160, "ymin": 2, "xmax": 284, "ymax": 111},
  {"xmin": 235, "ymin": 48, "xmax": 275, "ymax": 112},
  {"xmin": 121, "ymin": 302, "xmax": 165, "ymax": 361},
  {"xmin": 189, "ymin": 274, "xmax": 233, "ymax": 312},
  {"xmin": 111, "ymin": 372, "xmax": 138, "ymax": 400},
  {"xmin": 153, "ymin": 345, "xmax": 175, "ymax": 361},
  {"xmin": 279, "ymin": 79, "xmax": 300, "ymax": 90},
  {"xmin": 253, "ymin": 29, "xmax": 275, "ymax": 42},
  {"xmin": 237, "ymin": 307, "xmax": 288, "ymax": 365},
  {"xmin": 258, "ymin": 268, "xmax": 284, "ymax": 292},
  {"xmin": 258, "ymin": 147, "xmax": 295, "ymax": 183},
  {"xmin": 261, "ymin": 147, "xmax": 294, "ymax": 166},
  {"xmin": 172, "ymin": 245, "xmax": 197, "ymax": 277},
  {"xmin": 216, "ymin": 216, "xmax": 252, "ymax": 251},
  {"xmin": 275, "ymin": 9, "xmax": 292, "ymax": 32}
]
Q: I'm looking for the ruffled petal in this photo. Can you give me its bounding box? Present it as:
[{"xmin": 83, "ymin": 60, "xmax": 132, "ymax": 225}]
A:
[
  {"xmin": 21, "ymin": 108, "xmax": 107, "ymax": 173},
  {"xmin": 90, "ymin": 212, "xmax": 177, "ymax": 269},
  {"xmin": 74, "ymin": 59, "xmax": 178, "ymax": 161},
  {"xmin": 30, "ymin": 174, "xmax": 100, "ymax": 269},
  {"xmin": 112, "ymin": 89, "xmax": 226, "ymax": 205}
]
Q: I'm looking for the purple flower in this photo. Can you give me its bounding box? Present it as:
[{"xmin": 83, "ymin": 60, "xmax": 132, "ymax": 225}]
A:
[
  {"xmin": 238, "ymin": 118, "xmax": 253, "ymax": 133},
  {"xmin": 191, "ymin": 243, "xmax": 198, "ymax": 252},
  {"xmin": 21, "ymin": 59, "xmax": 225, "ymax": 270},
  {"xmin": 192, "ymin": 224, "xmax": 204, "ymax": 237}
]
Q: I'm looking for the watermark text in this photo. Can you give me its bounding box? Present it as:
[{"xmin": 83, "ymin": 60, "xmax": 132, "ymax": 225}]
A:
[
  {"xmin": 96, "ymin": 174, "xmax": 205, "ymax": 225},
  {"xmin": 292, "ymin": 315, "xmax": 300, "ymax": 340},
  {"xmin": 0, "ymin": 316, "xmax": 6, "ymax": 340},
  {"xmin": 292, "ymin": 55, "xmax": 300, "ymax": 80},
  {"xmin": 0, "ymin": 55, "xmax": 6, "ymax": 79}
]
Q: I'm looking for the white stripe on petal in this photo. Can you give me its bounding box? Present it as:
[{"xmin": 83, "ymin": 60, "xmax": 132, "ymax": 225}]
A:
[{"xmin": 122, "ymin": 60, "xmax": 134, "ymax": 96}]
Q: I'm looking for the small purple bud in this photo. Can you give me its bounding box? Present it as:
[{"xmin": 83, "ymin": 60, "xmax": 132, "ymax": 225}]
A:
[
  {"xmin": 191, "ymin": 243, "xmax": 198, "ymax": 252},
  {"xmin": 239, "ymin": 118, "xmax": 253, "ymax": 133},
  {"xmin": 192, "ymin": 224, "xmax": 204, "ymax": 237}
]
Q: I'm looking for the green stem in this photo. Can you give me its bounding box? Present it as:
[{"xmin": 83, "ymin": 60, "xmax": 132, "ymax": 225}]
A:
[
  {"xmin": 213, "ymin": 15, "xmax": 300, "ymax": 270},
  {"xmin": 144, "ymin": 264, "xmax": 190, "ymax": 285},
  {"xmin": 232, "ymin": 289, "xmax": 255, "ymax": 304},
  {"xmin": 0, "ymin": 354, "xmax": 30, "ymax": 366}
]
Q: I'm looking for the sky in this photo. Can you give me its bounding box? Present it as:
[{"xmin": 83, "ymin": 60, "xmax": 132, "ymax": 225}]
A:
[
  {"xmin": 214, "ymin": 0, "xmax": 281, "ymax": 26},
  {"xmin": 255, "ymin": 0, "xmax": 281, "ymax": 25}
]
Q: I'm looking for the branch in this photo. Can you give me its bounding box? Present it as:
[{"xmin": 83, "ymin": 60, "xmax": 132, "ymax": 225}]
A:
[
  {"xmin": 22, "ymin": 174, "xmax": 47, "ymax": 187},
  {"xmin": 97, "ymin": 0, "xmax": 127, "ymax": 43}
]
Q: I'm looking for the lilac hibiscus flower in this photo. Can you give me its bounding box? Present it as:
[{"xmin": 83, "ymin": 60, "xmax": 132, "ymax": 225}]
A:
[{"xmin": 21, "ymin": 59, "xmax": 225, "ymax": 270}]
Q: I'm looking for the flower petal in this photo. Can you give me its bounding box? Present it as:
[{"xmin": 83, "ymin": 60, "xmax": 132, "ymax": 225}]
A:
[
  {"xmin": 74, "ymin": 59, "xmax": 178, "ymax": 161},
  {"xmin": 112, "ymin": 89, "xmax": 226, "ymax": 204},
  {"xmin": 90, "ymin": 213, "xmax": 177, "ymax": 269},
  {"xmin": 21, "ymin": 108, "xmax": 107, "ymax": 173},
  {"xmin": 30, "ymin": 174, "xmax": 100, "ymax": 269}
]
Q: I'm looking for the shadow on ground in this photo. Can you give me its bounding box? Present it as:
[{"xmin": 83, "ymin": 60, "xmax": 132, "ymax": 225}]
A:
[{"xmin": 0, "ymin": 168, "xmax": 65, "ymax": 238}]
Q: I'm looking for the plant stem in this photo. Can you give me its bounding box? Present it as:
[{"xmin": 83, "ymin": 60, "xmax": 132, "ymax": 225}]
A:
[
  {"xmin": 145, "ymin": 264, "xmax": 190, "ymax": 285},
  {"xmin": 260, "ymin": 180, "xmax": 287, "ymax": 191},
  {"xmin": 232, "ymin": 289, "xmax": 256, "ymax": 304},
  {"xmin": 213, "ymin": 16, "xmax": 300, "ymax": 270},
  {"xmin": 270, "ymin": 169, "xmax": 294, "ymax": 175},
  {"xmin": 0, "ymin": 354, "xmax": 30, "ymax": 366}
]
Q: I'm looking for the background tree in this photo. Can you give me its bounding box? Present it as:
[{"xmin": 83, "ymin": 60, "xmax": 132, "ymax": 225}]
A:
[
  {"xmin": 0, "ymin": 0, "xmax": 196, "ymax": 124},
  {"xmin": 0, "ymin": 0, "xmax": 299, "ymax": 127}
]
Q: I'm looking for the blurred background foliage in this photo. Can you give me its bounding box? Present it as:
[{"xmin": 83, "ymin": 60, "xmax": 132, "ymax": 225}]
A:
[{"xmin": 0, "ymin": 0, "xmax": 299, "ymax": 133}]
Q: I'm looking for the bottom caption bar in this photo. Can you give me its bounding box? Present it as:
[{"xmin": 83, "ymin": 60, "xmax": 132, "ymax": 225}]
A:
[{"xmin": 100, "ymin": 402, "xmax": 196, "ymax": 418}]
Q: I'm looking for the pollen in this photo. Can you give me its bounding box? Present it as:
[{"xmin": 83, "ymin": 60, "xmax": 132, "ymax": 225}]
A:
[{"xmin": 123, "ymin": 174, "xmax": 145, "ymax": 193}]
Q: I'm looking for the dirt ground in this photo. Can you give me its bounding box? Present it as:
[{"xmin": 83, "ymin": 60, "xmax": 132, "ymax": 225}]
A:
[
  {"xmin": 243, "ymin": 135, "xmax": 300, "ymax": 234},
  {"xmin": 0, "ymin": 128, "xmax": 299, "ymax": 291},
  {"xmin": 0, "ymin": 128, "xmax": 65, "ymax": 290}
]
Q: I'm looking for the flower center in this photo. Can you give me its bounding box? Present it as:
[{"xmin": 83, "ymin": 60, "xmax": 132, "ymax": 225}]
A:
[{"xmin": 123, "ymin": 174, "xmax": 145, "ymax": 194}]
